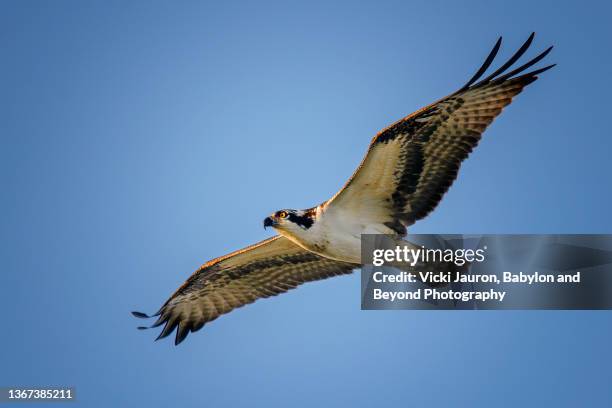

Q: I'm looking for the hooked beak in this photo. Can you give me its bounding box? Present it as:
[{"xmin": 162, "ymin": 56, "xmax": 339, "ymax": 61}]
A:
[{"xmin": 263, "ymin": 216, "xmax": 275, "ymax": 230}]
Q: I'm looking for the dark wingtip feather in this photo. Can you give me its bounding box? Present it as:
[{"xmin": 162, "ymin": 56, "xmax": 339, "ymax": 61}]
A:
[
  {"xmin": 493, "ymin": 45, "xmax": 554, "ymax": 83},
  {"xmin": 477, "ymin": 32, "xmax": 535, "ymax": 85},
  {"xmin": 155, "ymin": 317, "xmax": 179, "ymax": 341},
  {"xmin": 137, "ymin": 326, "xmax": 149, "ymax": 330},
  {"xmin": 174, "ymin": 323, "xmax": 191, "ymax": 346},
  {"xmin": 456, "ymin": 34, "xmax": 554, "ymax": 94},
  {"xmin": 459, "ymin": 36, "xmax": 502, "ymax": 91},
  {"xmin": 155, "ymin": 329, "xmax": 170, "ymax": 341},
  {"xmin": 132, "ymin": 311, "xmax": 150, "ymax": 319},
  {"xmin": 521, "ymin": 63, "xmax": 557, "ymax": 79},
  {"xmin": 151, "ymin": 314, "xmax": 166, "ymax": 328},
  {"xmin": 191, "ymin": 320, "xmax": 205, "ymax": 333}
]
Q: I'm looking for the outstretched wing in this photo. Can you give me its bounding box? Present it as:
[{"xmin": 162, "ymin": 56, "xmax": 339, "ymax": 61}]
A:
[
  {"xmin": 133, "ymin": 236, "xmax": 356, "ymax": 344},
  {"xmin": 326, "ymin": 33, "xmax": 554, "ymax": 235}
]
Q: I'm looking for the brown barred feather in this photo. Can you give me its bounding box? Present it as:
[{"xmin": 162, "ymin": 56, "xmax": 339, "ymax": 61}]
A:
[
  {"xmin": 133, "ymin": 34, "xmax": 554, "ymax": 345},
  {"xmin": 326, "ymin": 33, "xmax": 554, "ymax": 232},
  {"xmin": 134, "ymin": 236, "xmax": 355, "ymax": 345}
]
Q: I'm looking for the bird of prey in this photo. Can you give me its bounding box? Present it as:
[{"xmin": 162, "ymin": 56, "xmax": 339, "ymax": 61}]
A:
[{"xmin": 134, "ymin": 33, "xmax": 554, "ymax": 344}]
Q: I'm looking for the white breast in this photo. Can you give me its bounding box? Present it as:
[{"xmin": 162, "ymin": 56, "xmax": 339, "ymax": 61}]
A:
[{"xmin": 284, "ymin": 205, "xmax": 397, "ymax": 264}]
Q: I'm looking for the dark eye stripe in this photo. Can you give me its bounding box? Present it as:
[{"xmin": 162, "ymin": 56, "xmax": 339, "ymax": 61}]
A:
[{"xmin": 287, "ymin": 213, "xmax": 314, "ymax": 229}]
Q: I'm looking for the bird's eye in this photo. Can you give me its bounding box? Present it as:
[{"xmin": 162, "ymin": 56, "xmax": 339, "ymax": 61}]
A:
[{"xmin": 278, "ymin": 211, "xmax": 288, "ymax": 219}]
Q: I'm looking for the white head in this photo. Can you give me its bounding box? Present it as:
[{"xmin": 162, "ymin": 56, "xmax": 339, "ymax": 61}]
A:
[{"xmin": 263, "ymin": 208, "xmax": 317, "ymax": 239}]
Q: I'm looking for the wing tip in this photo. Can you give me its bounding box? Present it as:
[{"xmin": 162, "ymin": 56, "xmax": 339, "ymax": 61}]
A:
[
  {"xmin": 525, "ymin": 63, "xmax": 557, "ymax": 78},
  {"xmin": 459, "ymin": 36, "xmax": 503, "ymax": 91},
  {"xmin": 457, "ymin": 33, "xmax": 554, "ymax": 93},
  {"xmin": 174, "ymin": 323, "xmax": 191, "ymax": 346},
  {"xmin": 131, "ymin": 310, "xmax": 150, "ymax": 319},
  {"xmin": 155, "ymin": 322, "xmax": 176, "ymax": 341}
]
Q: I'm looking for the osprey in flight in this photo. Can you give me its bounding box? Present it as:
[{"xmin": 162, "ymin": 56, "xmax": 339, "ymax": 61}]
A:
[{"xmin": 134, "ymin": 33, "xmax": 554, "ymax": 344}]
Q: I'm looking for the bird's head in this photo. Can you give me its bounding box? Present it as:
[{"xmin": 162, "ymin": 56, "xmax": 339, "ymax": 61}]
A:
[{"xmin": 263, "ymin": 208, "xmax": 316, "ymax": 234}]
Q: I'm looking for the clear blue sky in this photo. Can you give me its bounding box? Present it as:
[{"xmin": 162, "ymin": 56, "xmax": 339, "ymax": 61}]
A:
[{"xmin": 2, "ymin": 1, "xmax": 611, "ymax": 407}]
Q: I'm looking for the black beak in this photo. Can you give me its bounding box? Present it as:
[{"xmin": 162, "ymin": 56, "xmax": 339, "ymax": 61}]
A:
[{"xmin": 263, "ymin": 217, "xmax": 274, "ymax": 229}]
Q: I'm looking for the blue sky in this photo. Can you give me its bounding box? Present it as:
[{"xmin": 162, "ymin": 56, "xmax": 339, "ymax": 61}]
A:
[{"xmin": 1, "ymin": 1, "xmax": 611, "ymax": 407}]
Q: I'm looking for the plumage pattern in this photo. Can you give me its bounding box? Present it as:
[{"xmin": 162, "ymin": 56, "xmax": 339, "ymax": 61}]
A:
[
  {"xmin": 133, "ymin": 236, "xmax": 355, "ymax": 344},
  {"xmin": 327, "ymin": 33, "xmax": 554, "ymax": 233},
  {"xmin": 134, "ymin": 33, "xmax": 554, "ymax": 344}
]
